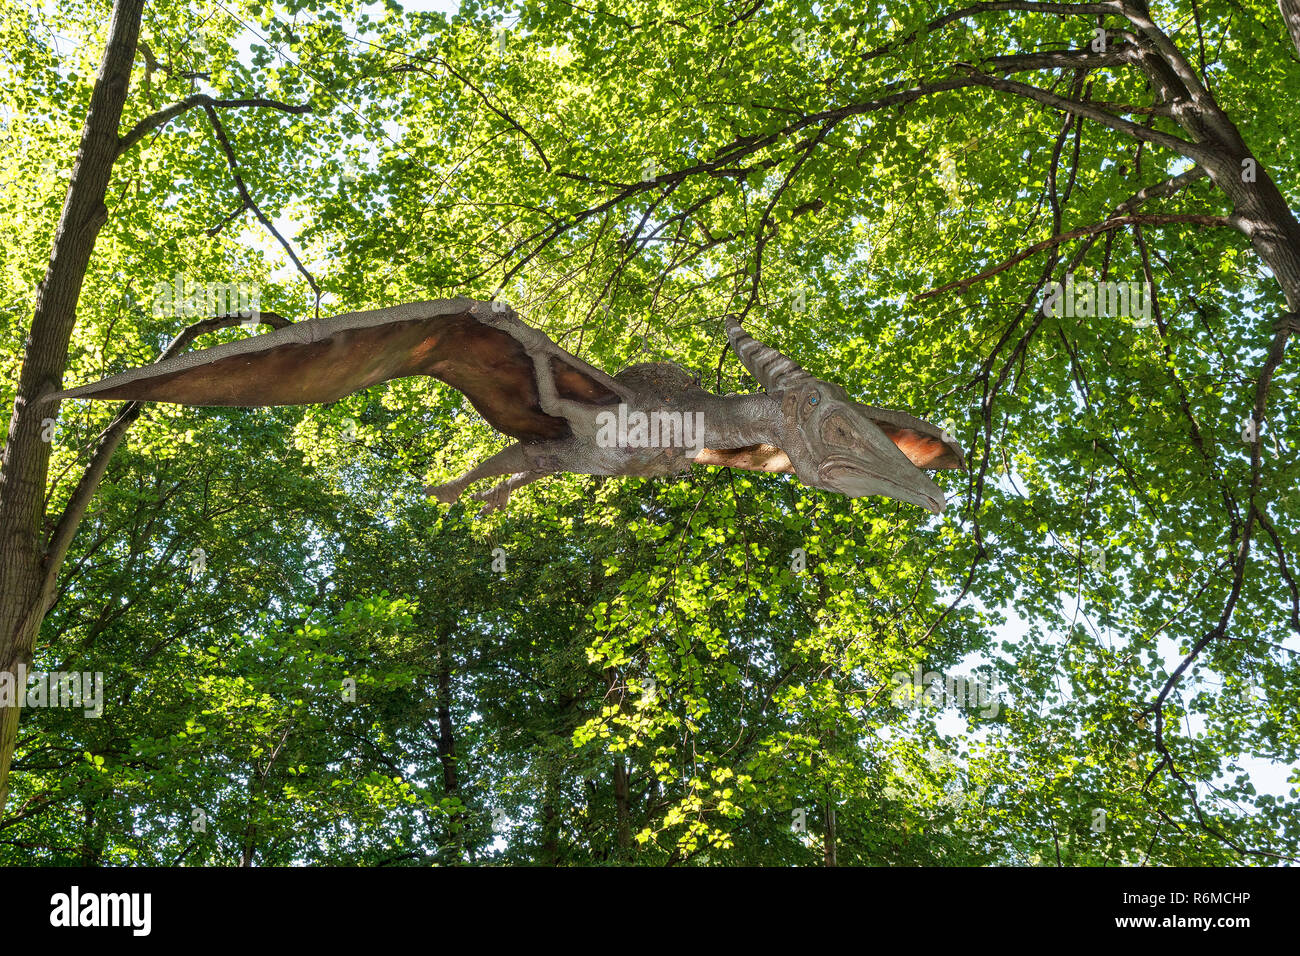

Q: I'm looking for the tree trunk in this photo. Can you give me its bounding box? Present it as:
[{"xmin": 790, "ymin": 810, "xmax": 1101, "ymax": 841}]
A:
[
  {"xmin": 240, "ymin": 774, "xmax": 258, "ymax": 867},
  {"xmin": 541, "ymin": 767, "xmax": 561, "ymax": 865},
  {"xmin": 823, "ymin": 798, "xmax": 838, "ymax": 867},
  {"xmin": 0, "ymin": 0, "xmax": 144, "ymax": 814},
  {"xmin": 434, "ymin": 636, "xmax": 459, "ymax": 794},
  {"xmin": 821, "ymin": 723, "xmax": 838, "ymax": 866},
  {"xmin": 79, "ymin": 797, "xmax": 102, "ymax": 866},
  {"xmin": 433, "ymin": 628, "xmax": 462, "ymax": 861},
  {"xmin": 612, "ymin": 757, "xmax": 632, "ymax": 855}
]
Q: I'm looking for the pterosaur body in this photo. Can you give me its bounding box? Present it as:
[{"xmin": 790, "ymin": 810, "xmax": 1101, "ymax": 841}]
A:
[{"xmin": 46, "ymin": 298, "xmax": 964, "ymax": 514}]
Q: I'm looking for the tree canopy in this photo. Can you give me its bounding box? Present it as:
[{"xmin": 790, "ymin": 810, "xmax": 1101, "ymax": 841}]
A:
[{"xmin": 0, "ymin": 0, "xmax": 1297, "ymax": 865}]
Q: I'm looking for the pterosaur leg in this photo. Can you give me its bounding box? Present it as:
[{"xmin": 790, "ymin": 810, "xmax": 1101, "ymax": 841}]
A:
[
  {"xmin": 424, "ymin": 442, "xmax": 534, "ymax": 504},
  {"xmin": 471, "ymin": 470, "xmax": 547, "ymax": 516}
]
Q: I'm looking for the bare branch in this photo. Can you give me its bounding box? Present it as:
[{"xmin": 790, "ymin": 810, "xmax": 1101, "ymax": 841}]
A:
[
  {"xmin": 958, "ymin": 68, "xmax": 1208, "ymax": 159},
  {"xmin": 917, "ymin": 212, "xmax": 1228, "ymax": 299},
  {"xmin": 116, "ymin": 95, "xmax": 309, "ymax": 158},
  {"xmin": 202, "ymin": 105, "xmax": 322, "ymax": 313},
  {"xmin": 1113, "ymin": 163, "xmax": 1208, "ymax": 213},
  {"xmin": 980, "ymin": 44, "xmax": 1136, "ymax": 73},
  {"xmin": 41, "ymin": 312, "xmax": 293, "ymax": 594},
  {"xmin": 433, "ymin": 58, "xmax": 552, "ymax": 173},
  {"xmin": 1116, "ymin": 1, "xmax": 1211, "ymax": 103},
  {"xmin": 861, "ymin": 1, "xmax": 1125, "ymax": 61},
  {"xmin": 486, "ymin": 68, "xmax": 1202, "ymax": 289}
]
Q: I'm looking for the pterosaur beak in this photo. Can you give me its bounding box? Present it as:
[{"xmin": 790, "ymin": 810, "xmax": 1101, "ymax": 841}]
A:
[{"xmin": 816, "ymin": 449, "xmax": 948, "ymax": 514}]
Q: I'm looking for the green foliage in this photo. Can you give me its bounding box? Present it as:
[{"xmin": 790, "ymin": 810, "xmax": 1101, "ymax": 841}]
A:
[{"xmin": 2, "ymin": 0, "xmax": 1296, "ymax": 864}]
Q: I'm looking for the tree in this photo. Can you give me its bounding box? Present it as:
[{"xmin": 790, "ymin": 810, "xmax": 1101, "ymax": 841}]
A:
[
  {"xmin": 0, "ymin": 0, "xmax": 312, "ymax": 809},
  {"xmin": 2, "ymin": 0, "xmax": 1296, "ymax": 863}
]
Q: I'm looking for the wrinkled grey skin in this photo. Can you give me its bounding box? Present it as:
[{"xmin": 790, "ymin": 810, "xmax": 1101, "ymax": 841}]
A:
[
  {"xmin": 723, "ymin": 316, "xmax": 950, "ymax": 515},
  {"xmin": 428, "ymin": 308, "xmax": 952, "ymax": 516},
  {"xmin": 42, "ymin": 294, "xmax": 955, "ymax": 517}
]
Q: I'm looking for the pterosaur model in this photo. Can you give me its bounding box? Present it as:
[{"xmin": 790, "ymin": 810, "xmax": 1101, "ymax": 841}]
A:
[{"xmin": 46, "ymin": 299, "xmax": 964, "ymax": 515}]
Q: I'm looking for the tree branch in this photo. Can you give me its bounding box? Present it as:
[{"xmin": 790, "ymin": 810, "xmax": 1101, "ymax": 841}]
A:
[
  {"xmin": 41, "ymin": 312, "xmax": 293, "ymax": 595},
  {"xmin": 917, "ymin": 212, "xmax": 1228, "ymax": 299},
  {"xmin": 980, "ymin": 44, "xmax": 1137, "ymax": 74},
  {"xmin": 116, "ymin": 95, "xmax": 309, "ymax": 158},
  {"xmin": 202, "ymin": 105, "xmax": 321, "ymax": 313},
  {"xmin": 861, "ymin": 1, "xmax": 1125, "ymax": 61},
  {"xmin": 957, "ymin": 68, "xmax": 1208, "ymax": 160}
]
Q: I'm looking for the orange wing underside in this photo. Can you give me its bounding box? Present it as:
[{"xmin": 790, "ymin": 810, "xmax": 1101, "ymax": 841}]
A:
[
  {"xmin": 873, "ymin": 423, "xmax": 964, "ymax": 470},
  {"xmin": 695, "ymin": 425, "xmax": 963, "ymax": 475},
  {"xmin": 702, "ymin": 424, "xmax": 967, "ymax": 476},
  {"xmin": 694, "ymin": 444, "xmax": 793, "ymax": 473},
  {"xmin": 64, "ymin": 304, "xmax": 964, "ymax": 469},
  {"xmin": 65, "ymin": 310, "xmax": 622, "ymax": 444}
]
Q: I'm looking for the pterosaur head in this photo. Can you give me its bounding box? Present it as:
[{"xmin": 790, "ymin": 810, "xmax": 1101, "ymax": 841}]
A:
[{"xmin": 726, "ymin": 316, "xmax": 965, "ymax": 514}]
